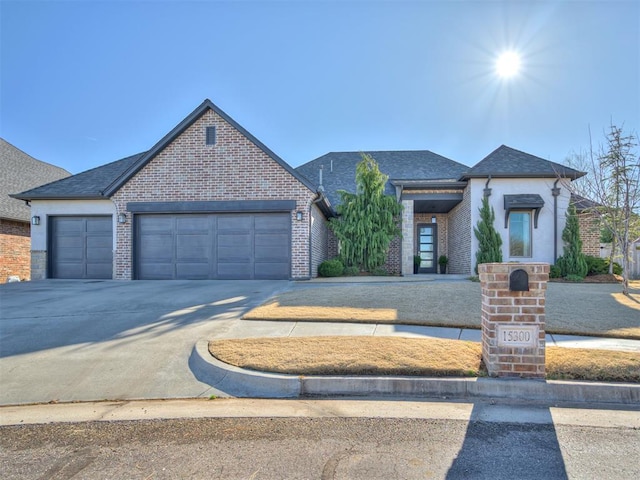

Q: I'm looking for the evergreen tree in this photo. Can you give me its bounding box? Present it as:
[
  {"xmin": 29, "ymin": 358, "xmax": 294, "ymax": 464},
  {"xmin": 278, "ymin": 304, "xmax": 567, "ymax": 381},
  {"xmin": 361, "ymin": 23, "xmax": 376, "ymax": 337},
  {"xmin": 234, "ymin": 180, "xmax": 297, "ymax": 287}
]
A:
[
  {"xmin": 474, "ymin": 196, "xmax": 503, "ymax": 273},
  {"xmin": 557, "ymin": 203, "xmax": 588, "ymax": 278},
  {"xmin": 328, "ymin": 153, "xmax": 403, "ymax": 272}
]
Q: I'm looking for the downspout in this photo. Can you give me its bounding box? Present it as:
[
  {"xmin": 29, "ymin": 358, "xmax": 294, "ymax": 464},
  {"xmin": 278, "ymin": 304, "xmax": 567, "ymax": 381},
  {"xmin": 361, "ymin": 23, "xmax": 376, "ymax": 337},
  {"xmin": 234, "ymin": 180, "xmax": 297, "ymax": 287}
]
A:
[{"xmin": 552, "ymin": 179, "xmax": 561, "ymax": 263}]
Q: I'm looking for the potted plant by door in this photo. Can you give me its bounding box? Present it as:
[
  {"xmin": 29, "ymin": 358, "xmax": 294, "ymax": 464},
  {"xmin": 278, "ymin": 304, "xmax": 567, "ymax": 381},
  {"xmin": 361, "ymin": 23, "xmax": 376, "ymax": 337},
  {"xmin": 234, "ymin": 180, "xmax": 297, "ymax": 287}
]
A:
[
  {"xmin": 438, "ymin": 255, "xmax": 448, "ymax": 274},
  {"xmin": 413, "ymin": 255, "xmax": 421, "ymax": 274}
]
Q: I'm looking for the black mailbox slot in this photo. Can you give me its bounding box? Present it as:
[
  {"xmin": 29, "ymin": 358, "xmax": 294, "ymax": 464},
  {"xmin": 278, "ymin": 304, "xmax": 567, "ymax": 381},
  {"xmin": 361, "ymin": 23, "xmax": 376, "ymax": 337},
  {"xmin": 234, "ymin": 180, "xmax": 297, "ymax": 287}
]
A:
[{"xmin": 509, "ymin": 269, "xmax": 529, "ymax": 291}]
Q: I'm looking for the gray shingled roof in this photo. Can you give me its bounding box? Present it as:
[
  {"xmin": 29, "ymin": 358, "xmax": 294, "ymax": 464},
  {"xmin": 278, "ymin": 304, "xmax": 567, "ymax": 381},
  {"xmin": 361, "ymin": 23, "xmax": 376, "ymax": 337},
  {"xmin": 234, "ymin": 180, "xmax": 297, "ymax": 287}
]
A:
[
  {"xmin": 12, "ymin": 99, "xmax": 329, "ymax": 216},
  {"xmin": 461, "ymin": 145, "xmax": 585, "ymax": 180},
  {"xmin": 12, "ymin": 152, "xmax": 145, "ymax": 200},
  {"xmin": 296, "ymin": 150, "xmax": 469, "ymax": 207},
  {"xmin": 1, "ymin": 139, "xmax": 71, "ymax": 222}
]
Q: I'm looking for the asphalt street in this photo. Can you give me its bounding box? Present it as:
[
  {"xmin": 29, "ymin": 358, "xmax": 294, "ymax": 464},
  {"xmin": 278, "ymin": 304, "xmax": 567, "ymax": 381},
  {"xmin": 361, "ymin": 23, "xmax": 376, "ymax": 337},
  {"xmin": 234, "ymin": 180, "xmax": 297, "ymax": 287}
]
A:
[{"xmin": 2, "ymin": 407, "xmax": 639, "ymax": 479}]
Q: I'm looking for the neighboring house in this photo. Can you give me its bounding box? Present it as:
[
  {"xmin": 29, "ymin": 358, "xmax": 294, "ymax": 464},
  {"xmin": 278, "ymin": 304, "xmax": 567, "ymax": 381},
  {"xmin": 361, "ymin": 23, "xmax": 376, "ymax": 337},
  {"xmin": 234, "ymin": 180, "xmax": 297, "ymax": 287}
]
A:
[
  {"xmin": 0, "ymin": 139, "xmax": 70, "ymax": 283},
  {"xmin": 297, "ymin": 146, "xmax": 585, "ymax": 275},
  {"xmin": 14, "ymin": 98, "xmax": 590, "ymax": 281},
  {"xmin": 632, "ymin": 238, "xmax": 640, "ymax": 280},
  {"xmin": 13, "ymin": 100, "xmax": 332, "ymax": 281}
]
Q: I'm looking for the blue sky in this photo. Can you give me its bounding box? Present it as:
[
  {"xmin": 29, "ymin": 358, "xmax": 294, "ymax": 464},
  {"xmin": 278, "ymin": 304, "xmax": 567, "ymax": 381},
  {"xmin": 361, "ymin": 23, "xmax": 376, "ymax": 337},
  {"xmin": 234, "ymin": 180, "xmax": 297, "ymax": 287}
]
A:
[{"xmin": 1, "ymin": 0, "xmax": 638, "ymax": 174}]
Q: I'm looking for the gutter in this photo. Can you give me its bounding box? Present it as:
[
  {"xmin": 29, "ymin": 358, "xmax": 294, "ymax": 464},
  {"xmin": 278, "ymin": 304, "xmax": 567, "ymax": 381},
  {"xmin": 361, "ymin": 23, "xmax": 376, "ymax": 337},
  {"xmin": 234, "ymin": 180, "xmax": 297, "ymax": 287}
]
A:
[{"xmin": 552, "ymin": 180, "xmax": 561, "ymax": 262}]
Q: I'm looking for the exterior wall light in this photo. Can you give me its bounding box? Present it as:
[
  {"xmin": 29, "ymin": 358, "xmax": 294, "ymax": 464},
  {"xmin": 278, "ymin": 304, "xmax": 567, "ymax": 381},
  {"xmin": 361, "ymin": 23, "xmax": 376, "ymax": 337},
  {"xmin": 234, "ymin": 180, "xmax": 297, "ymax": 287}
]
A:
[
  {"xmin": 431, "ymin": 216, "xmax": 437, "ymax": 224},
  {"xmin": 296, "ymin": 211, "xmax": 303, "ymax": 221},
  {"xmin": 118, "ymin": 213, "xmax": 127, "ymax": 224},
  {"xmin": 31, "ymin": 216, "xmax": 40, "ymax": 226}
]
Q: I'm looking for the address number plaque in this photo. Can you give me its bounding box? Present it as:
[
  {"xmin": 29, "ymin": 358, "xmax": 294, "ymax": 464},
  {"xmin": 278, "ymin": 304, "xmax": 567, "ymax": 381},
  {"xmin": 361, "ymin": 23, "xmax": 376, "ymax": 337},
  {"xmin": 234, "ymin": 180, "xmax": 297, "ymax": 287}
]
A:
[{"xmin": 496, "ymin": 325, "xmax": 539, "ymax": 348}]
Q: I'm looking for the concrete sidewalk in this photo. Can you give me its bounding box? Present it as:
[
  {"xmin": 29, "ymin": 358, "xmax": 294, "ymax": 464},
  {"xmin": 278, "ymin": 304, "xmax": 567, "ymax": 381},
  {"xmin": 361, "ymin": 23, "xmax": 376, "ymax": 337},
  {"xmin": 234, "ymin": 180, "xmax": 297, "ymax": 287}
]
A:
[
  {"xmin": 1, "ymin": 398, "xmax": 638, "ymax": 427},
  {"xmin": 213, "ymin": 319, "xmax": 640, "ymax": 353}
]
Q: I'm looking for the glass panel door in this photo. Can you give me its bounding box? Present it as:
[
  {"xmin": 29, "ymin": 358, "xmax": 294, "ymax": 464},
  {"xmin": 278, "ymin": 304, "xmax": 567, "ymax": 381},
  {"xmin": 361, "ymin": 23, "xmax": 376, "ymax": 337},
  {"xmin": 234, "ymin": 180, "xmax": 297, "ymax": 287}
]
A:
[{"xmin": 417, "ymin": 224, "xmax": 437, "ymax": 274}]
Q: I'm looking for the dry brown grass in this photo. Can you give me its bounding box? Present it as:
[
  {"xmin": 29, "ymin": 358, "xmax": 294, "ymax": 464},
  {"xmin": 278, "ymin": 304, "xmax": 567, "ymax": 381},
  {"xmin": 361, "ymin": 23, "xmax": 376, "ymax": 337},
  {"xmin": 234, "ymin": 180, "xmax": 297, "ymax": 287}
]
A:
[
  {"xmin": 244, "ymin": 282, "xmax": 640, "ymax": 339},
  {"xmin": 209, "ymin": 337, "xmax": 640, "ymax": 383},
  {"xmin": 210, "ymin": 337, "xmax": 483, "ymax": 377}
]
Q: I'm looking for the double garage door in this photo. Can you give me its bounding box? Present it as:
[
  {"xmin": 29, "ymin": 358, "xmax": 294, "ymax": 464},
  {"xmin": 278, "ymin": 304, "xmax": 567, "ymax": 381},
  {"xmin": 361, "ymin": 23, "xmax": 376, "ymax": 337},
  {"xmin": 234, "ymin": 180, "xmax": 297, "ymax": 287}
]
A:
[
  {"xmin": 135, "ymin": 213, "xmax": 291, "ymax": 280},
  {"xmin": 49, "ymin": 213, "xmax": 291, "ymax": 280}
]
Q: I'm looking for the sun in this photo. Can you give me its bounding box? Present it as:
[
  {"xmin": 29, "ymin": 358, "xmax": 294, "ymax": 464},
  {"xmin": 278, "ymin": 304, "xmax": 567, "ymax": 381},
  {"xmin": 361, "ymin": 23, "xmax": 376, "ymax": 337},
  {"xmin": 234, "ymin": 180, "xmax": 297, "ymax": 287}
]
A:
[{"xmin": 496, "ymin": 51, "xmax": 521, "ymax": 78}]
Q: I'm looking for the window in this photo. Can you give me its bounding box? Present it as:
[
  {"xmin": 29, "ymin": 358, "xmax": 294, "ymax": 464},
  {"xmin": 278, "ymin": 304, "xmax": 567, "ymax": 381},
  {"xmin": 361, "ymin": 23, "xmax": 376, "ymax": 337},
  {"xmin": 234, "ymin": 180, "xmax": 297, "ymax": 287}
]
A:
[
  {"xmin": 205, "ymin": 126, "xmax": 216, "ymax": 145},
  {"xmin": 509, "ymin": 211, "xmax": 531, "ymax": 257}
]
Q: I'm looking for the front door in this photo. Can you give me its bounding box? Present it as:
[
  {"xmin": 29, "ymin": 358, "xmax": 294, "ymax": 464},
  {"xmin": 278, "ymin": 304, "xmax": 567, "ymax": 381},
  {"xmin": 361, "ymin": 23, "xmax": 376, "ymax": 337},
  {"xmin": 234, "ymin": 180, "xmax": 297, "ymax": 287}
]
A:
[{"xmin": 417, "ymin": 224, "xmax": 437, "ymax": 274}]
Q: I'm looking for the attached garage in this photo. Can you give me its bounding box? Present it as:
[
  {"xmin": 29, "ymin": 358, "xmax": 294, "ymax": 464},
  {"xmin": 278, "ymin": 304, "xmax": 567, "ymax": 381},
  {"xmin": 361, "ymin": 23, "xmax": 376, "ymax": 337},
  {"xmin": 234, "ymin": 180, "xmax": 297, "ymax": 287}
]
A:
[
  {"xmin": 49, "ymin": 216, "xmax": 113, "ymax": 279},
  {"xmin": 134, "ymin": 212, "xmax": 291, "ymax": 280}
]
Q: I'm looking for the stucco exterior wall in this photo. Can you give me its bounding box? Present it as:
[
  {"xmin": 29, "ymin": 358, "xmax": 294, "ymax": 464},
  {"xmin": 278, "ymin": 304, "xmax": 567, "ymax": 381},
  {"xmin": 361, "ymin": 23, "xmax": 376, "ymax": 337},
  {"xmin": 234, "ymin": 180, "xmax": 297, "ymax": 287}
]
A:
[
  {"xmin": 469, "ymin": 178, "xmax": 572, "ymax": 268},
  {"xmin": 111, "ymin": 108, "xmax": 318, "ymax": 280}
]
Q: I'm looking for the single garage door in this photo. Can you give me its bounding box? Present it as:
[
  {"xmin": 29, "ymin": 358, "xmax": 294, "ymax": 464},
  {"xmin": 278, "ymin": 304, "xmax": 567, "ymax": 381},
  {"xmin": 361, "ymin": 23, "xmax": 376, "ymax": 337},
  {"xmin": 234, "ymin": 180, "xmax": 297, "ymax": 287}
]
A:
[
  {"xmin": 135, "ymin": 213, "xmax": 291, "ymax": 280},
  {"xmin": 49, "ymin": 216, "xmax": 113, "ymax": 279}
]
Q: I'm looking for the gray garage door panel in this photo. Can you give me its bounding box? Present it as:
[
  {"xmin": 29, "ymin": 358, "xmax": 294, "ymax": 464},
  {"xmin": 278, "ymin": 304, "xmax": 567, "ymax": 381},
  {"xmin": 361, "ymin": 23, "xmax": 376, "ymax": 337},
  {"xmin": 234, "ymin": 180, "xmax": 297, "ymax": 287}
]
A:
[
  {"xmin": 50, "ymin": 216, "xmax": 113, "ymax": 279},
  {"xmin": 135, "ymin": 213, "xmax": 291, "ymax": 280}
]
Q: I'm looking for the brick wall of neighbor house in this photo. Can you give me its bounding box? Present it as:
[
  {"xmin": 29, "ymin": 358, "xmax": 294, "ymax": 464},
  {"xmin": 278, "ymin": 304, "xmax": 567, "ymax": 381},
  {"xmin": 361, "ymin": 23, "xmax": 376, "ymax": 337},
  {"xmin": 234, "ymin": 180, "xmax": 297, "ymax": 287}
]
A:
[
  {"xmin": 111, "ymin": 109, "xmax": 319, "ymax": 280},
  {"xmin": 414, "ymin": 213, "xmax": 448, "ymax": 263},
  {"xmin": 310, "ymin": 203, "xmax": 328, "ymax": 277},
  {"xmin": 0, "ymin": 219, "xmax": 31, "ymax": 282},
  {"xmin": 448, "ymin": 187, "xmax": 472, "ymax": 274},
  {"xmin": 578, "ymin": 211, "xmax": 600, "ymax": 257}
]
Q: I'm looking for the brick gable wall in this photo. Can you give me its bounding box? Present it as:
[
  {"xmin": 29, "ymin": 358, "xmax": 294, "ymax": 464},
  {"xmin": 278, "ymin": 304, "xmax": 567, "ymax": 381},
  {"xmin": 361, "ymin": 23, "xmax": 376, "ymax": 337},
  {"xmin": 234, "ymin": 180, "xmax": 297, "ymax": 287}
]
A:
[
  {"xmin": 111, "ymin": 109, "xmax": 320, "ymax": 279},
  {"xmin": 0, "ymin": 219, "xmax": 31, "ymax": 282}
]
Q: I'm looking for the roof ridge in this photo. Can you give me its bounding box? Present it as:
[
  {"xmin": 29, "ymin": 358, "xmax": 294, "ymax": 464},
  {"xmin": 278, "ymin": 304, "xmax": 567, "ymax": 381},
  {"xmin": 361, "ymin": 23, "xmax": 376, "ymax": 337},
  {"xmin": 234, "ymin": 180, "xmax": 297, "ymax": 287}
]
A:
[{"xmin": 0, "ymin": 137, "xmax": 71, "ymax": 174}]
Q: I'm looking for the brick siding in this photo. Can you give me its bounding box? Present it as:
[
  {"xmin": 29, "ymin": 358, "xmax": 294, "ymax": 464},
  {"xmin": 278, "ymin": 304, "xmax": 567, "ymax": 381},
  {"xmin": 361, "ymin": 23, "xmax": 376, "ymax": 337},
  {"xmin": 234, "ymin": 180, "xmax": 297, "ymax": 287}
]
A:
[
  {"xmin": 448, "ymin": 186, "xmax": 472, "ymax": 274},
  {"xmin": 578, "ymin": 211, "xmax": 600, "ymax": 257},
  {"xmin": 111, "ymin": 108, "xmax": 320, "ymax": 280},
  {"xmin": 0, "ymin": 219, "xmax": 31, "ymax": 282}
]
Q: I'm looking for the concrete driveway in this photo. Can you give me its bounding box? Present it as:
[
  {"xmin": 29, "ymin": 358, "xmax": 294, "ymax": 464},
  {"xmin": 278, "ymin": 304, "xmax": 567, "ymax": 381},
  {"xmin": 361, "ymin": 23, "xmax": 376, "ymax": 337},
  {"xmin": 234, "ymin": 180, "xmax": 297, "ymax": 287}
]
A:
[{"xmin": 0, "ymin": 280, "xmax": 289, "ymax": 405}]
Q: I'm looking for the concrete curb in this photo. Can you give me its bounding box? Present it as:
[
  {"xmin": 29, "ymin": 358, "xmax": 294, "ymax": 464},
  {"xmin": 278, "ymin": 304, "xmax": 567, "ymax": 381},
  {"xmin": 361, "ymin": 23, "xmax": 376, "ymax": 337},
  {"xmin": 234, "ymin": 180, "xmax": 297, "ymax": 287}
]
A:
[{"xmin": 193, "ymin": 340, "xmax": 640, "ymax": 405}]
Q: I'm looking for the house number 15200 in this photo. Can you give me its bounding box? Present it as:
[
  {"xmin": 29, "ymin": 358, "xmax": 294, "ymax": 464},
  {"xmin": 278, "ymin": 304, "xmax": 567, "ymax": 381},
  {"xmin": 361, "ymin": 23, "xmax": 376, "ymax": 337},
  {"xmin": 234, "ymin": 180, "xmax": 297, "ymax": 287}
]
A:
[{"xmin": 496, "ymin": 326, "xmax": 538, "ymax": 348}]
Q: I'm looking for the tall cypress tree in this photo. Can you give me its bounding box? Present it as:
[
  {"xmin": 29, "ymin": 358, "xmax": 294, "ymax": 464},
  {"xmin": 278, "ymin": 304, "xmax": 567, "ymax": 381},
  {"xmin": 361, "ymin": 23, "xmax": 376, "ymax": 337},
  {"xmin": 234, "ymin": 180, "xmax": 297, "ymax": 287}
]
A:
[
  {"xmin": 557, "ymin": 203, "xmax": 588, "ymax": 278},
  {"xmin": 474, "ymin": 196, "xmax": 503, "ymax": 273},
  {"xmin": 329, "ymin": 153, "xmax": 403, "ymax": 272}
]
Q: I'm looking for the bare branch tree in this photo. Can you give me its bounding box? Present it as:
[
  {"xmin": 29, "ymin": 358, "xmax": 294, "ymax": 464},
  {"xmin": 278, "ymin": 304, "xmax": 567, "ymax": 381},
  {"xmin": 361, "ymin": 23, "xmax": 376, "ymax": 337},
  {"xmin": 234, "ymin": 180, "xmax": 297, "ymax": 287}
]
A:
[{"xmin": 564, "ymin": 124, "xmax": 640, "ymax": 295}]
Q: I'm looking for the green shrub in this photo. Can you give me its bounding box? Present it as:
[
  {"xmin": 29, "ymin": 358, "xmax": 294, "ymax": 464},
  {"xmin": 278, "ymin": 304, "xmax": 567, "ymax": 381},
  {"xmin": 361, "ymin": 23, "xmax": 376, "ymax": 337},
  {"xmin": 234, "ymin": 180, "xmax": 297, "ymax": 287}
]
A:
[
  {"xmin": 565, "ymin": 274, "xmax": 584, "ymax": 282},
  {"xmin": 585, "ymin": 255, "xmax": 608, "ymax": 276},
  {"xmin": 343, "ymin": 266, "xmax": 360, "ymax": 276},
  {"xmin": 549, "ymin": 265, "xmax": 562, "ymax": 279},
  {"xmin": 371, "ymin": 267, "xmax": 388, "ymax": 276},
  {"xmin": 605, "ymin": 259, "xmax": 623, "ymax": 275},
  {"xmin": 318, "ymin": 259, "xmax": 344, "ymax": 277}
]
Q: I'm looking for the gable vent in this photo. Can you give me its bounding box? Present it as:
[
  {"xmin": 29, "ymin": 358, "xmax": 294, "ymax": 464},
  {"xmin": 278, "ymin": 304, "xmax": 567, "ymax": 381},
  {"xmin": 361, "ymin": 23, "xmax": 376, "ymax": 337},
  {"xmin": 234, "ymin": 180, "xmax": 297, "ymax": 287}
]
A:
[{"xmin": 206, "ymin": 126, "xmax": 216, "ymax": 145}]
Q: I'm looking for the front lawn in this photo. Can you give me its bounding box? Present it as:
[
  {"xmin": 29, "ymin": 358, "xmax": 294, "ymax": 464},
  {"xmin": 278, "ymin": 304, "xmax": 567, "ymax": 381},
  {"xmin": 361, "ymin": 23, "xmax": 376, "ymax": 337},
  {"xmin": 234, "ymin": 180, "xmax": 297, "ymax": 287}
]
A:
[
  {"xmin": 209, "ymin": 336, "xmax": 640, "ymax": 383},
  {"xmin": 244, "ymin": 281, "xmax": 640, "ymax": 339}
]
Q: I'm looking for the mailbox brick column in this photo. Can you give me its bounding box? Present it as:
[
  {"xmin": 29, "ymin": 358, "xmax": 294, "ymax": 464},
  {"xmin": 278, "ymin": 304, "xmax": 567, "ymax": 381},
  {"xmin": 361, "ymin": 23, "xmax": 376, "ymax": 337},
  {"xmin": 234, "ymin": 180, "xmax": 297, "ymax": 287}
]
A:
[{"xmin": 479, "ymin": 263, "xmax": 549, "ymax": 379}]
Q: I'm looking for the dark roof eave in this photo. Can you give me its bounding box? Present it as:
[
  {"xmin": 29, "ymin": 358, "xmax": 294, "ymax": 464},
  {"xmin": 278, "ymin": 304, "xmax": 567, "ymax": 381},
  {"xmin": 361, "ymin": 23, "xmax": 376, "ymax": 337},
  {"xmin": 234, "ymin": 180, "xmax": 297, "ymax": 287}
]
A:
[
  {"xmin": 10, "ymin": 193, "xmax": 108, "ymax": 201},
  {"xmin": 459, "ymin": 172, "xmax": 586, "ymax": 181},
  {"xmin": 391, "ymin": 180, "xmax": 468, "ymax": 189},
  {"xmin": 102, "ymin": 99, "xmax": 319, "ymax": 196}
]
